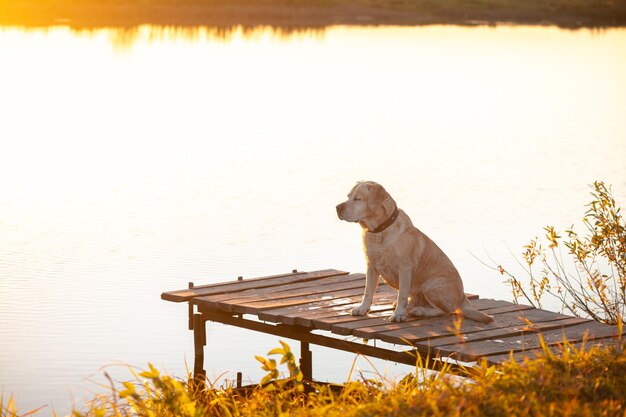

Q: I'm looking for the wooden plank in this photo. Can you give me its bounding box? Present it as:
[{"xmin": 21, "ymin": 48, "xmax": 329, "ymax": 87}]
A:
[
  {"xmin": 479, "ymin": 303, "xmax": 536, "ymax": 315},
  {"xmin": 257, "ymin": 298, "xmax": 362, "ymax": 323},
  {"xmin": 163, "ymin": 271, "xmax": 306, "ymax": 302},
  {"xmin": 255, "ymin": 285, "xmax": 397, "ymax": 323},
  {"xmin": 194, "ymin": 283, "xmax": 372, "ymax": 315},
  {"xmin": 161, "ymin": 269, "xmax": 348, "ymax": 302},
  {"xmin": 436, "ymin": 320, "xmax": 619, "ymax": 361},
  {"xmin": 427, "ymin": 315, "xmax": 590, "ymax": 347},
  {"xmin": 484, "ymin": 337, "xmax": 624, "ymax": 365},
  {"xmin": 468, "ymin": 298, "xmax": 524, "ymax": 310},
  {"xmin": 290, "ymin": 295, "xmax": 396, "ymax": 327},
  {"xmin": 225, "ymin": 282, "xmax": 469, "ymax": 318},
  {"xmin": 377, "ymin": 308, "xmax": 584, "ymax": 346},
  {"xmin": 259, "ymin": 298, "xmax": 362, "ymax": 324},
  {"xmin": 199, "ymin": 273, "xmax": 366, "ymax": 304},
  {"xmin": 293, "ymin": 301, "xmax": 394, "ymax": 327},
  {"xmin": 325, "ymin": 298, "xmax": 506, "ymax": 337},
  {"xmin": 485, "ymin": 349, "xmax": 543, "ymax": 365},
  {"xmin": 201, "ymin": 274, "xmax": 367, "ymax": 307},
  {"xmin": 273, "ymin": 291, "xmax": 477, "ymax": 328},
  {"xmin": 299, "ymin": 293, "xmax": 476, "ymax": 327},
  {"xmin": 335, "ymin": 299, "xmax": 511, "ymax": 339},
  {"xmin": 311, "ymin": 306, "xmax": 396, "ymax": 330},
  {"xmin": 421, "ymin": 316, "xmax": 590, "ymax": 362}
]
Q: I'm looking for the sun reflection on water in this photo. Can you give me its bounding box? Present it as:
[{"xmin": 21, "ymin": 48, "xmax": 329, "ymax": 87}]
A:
[{"xmin": 0, "ymin": 23, "xmax": 327, "ymax": 49}]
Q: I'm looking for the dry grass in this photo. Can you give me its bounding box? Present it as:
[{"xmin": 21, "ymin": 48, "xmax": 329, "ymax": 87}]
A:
[{"xmin": 4, "ymin": 338, "xmax": 625, "ymax": 417}]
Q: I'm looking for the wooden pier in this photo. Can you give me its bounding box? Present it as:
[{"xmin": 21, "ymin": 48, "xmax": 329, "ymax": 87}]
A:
[{"xmin": 161, "ymin": 269, "xmax": 621, "ymax": 379}]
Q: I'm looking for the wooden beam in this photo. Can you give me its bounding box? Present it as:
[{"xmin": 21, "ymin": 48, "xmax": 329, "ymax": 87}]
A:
[
  {"xmin": 162, "ymin": 269, "xmax": 348, "ymax": 302},
  {"xmin": 197, "ymin": 307, "xmax": 467, "ymax": 374}
]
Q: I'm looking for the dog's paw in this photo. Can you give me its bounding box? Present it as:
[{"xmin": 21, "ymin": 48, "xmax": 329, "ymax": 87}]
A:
[
  {"xmin": 389, "ymin": 311, "xmax": 407, "ymax": 322},
  {"xmin": 351, "ymin": 304, "xmax": 369, "ymax": 316}
]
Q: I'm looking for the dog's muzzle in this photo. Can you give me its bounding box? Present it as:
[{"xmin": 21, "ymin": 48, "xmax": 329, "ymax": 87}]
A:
[{"xmin": 336, "ymin": 203, "xmax": 345, "ymax": 220}]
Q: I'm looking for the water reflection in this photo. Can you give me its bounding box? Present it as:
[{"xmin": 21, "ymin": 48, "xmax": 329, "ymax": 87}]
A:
[
  {"xmin": 0, "ymin": 24, "xmax": 326, "ymax": 48},
  {"xmin": 104, "ymin": 25, "xmax": 326, "ymax": 48},
  {"xmin": 0, "ymin": 21, "xmax": 619, "ymax": 51}
]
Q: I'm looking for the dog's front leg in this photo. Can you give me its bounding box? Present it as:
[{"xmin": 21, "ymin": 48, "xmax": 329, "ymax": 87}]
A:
[
  {"xmin": 390, "ymin": 268, "xmax": 411, "ymax": 322},
  {"xmin": 351, "ymin": 263, "xmax": 379, "ymax": 316}
]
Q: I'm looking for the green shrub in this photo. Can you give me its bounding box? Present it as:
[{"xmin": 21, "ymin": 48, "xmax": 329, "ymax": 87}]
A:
[{"xmin": 497, "ymin": 181, "xmax": 625, "ymax": 325}]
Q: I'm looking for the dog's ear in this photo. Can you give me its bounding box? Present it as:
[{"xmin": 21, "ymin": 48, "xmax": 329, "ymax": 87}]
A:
[
  {"xmin": 366, "ymin": 183, "xmax": 389, "ymax": 208},
  {"xmin": 367, "ymin": 182, "xmax": 396, "ymax": 215}
]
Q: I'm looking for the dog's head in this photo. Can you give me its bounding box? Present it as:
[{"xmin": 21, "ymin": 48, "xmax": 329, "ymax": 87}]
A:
[{"xmin": 336, "ymin": 181, "xmax": 396, "ymax": 228}]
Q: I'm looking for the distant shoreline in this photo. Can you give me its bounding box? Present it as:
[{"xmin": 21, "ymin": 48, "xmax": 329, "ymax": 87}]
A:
[{"xmin": 1, "ymin": 0, "xmax": 625, "ymax": 29}]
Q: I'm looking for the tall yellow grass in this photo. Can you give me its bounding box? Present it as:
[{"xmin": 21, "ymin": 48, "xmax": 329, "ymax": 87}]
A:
[{"xmin": 4, "ymin": 337, "xmax": 625, "ymax": 417}]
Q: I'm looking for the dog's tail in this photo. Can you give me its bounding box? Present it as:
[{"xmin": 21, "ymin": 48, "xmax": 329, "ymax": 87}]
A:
[{"xmin": 461, "ymin": 300, "xmax": 494, "ymax": 323}]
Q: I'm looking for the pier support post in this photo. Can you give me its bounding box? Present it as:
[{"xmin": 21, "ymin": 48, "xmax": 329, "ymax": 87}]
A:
[
  {"xmin": 188, "ymin": 282, "xmax": 195, "ymax": 330},
  {"xmin": 193, "ymin": 312, "xmax": 206, "ymax": 380},
  {"xmin": 300, "ymin": 341, "xmax": 312, "ymax": 381}
]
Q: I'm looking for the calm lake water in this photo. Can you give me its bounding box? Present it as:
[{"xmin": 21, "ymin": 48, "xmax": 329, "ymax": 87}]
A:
[{"xmin": 1, "ymin": 24, "xmax": 625, "ymax": 415}]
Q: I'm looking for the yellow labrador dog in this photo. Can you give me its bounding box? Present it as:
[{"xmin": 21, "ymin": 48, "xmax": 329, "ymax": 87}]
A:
[{"xmin": 336, "ymin": 181, "xmax": 493, "ymax": 323}]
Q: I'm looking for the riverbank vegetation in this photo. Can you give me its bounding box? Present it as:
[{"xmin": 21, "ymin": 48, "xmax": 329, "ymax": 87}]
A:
[
  {"xmin": 0, "ymin": 0, "xmax": 625, "ymax": 29},
  {"xmin": 3, "ymin": 337, "xmax": 626, "ymax": 417},
  {"xmin": 496, "ymin": 181, "xmax": 626, "ymax": 325}
]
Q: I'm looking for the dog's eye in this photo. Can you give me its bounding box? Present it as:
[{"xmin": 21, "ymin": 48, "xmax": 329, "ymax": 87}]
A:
[{"xmin": 354, "ymin": 198, "xmax": 361, "ymax": 201}]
